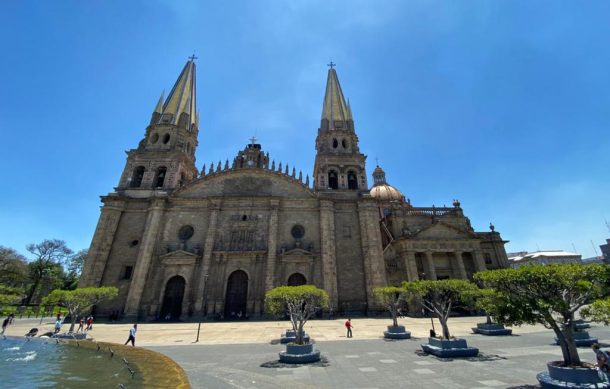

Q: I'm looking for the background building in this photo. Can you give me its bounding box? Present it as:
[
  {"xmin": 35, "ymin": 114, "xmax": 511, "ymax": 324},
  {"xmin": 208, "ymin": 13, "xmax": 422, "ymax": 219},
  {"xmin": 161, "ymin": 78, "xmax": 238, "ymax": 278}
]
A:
[
  {"xmin": 507, "ymin": 250, "xmax": 582, "ymax": 268},
  {"xmin": 79, "ymin": 59, "xmax": 509, "ymax": 320}
]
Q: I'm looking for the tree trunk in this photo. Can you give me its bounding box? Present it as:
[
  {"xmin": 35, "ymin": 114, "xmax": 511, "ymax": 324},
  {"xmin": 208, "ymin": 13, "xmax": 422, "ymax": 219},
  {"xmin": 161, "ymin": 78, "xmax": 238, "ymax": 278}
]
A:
[
  {"xmin": 486, "ymin": 314, "xmax": 492, "ymax": 325},
  {"xmin": 297, "ymin": 321, "xmax": 305, "ymax": 345},
  {"xmin": 391, "ymin": 306, "xmax": 398, "ymax": 327},
  {"xmin": 554, "ymin": 326, "xmax": 581, "ymax": 366},
  {"xmin": 69, "ymin": 313, "xmax": 77, "ymax": 333},
  {"xmin": 24, "ymin": 278, "xmax": 40, "ymax": 306},
  {"xmin": 438, "ymin": 316, "xmax": 450, "ymax": 339}
]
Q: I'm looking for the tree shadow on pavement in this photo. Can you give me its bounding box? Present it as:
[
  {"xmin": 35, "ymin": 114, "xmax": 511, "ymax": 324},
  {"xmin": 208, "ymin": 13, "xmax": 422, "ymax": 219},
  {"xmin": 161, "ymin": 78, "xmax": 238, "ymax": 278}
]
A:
[{"xmin": 414, "ymin": 349, "xmax": 507, "ymax": 363}]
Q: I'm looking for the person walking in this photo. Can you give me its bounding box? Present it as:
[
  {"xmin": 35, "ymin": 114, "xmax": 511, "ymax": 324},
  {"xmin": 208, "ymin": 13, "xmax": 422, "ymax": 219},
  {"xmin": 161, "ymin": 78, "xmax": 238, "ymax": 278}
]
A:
[
  {"xmin": 592, "ymin": 343, "xmax": 610, "ymax": 372},
  {"xmin": 86, "ymin": 315, "xmax": 94, "ymax": 331},
  {"xmin": 1, "ymin": 314, "xmax": 14, "ymax": 335},
  {"xmin": 345, "ymin": 318, "xmax": 353, "ymax": 338},
  {"xmin": 77, "ymin": 317, "xmax": 85, "ymax": 332},
  {"xmin": 124, "ymin": 324, "xmax": 137, "ymax": 347},
  {"xmin": 54, "ymin": 317, "xmax": 62, "ymax": 334}
]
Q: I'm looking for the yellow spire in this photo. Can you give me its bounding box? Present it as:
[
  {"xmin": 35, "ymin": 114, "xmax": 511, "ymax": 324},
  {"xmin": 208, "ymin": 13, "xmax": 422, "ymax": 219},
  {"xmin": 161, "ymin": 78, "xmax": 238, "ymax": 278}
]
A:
[
  {"xmin": 153, "ymin": 91, "xmax": 164, "ymax": 113},
  {"xmin": 321, "ymin": 63, "xmax": 352, "ymax": 124},
  {"xmin": 157, "ymin": 57, "xmax": 197, "ymax": 130}
]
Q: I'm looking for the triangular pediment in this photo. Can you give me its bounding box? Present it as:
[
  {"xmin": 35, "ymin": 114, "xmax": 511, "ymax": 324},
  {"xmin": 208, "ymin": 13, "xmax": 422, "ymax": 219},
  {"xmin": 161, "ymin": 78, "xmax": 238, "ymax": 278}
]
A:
[
  {"xmin": 282, "ymin": 248, "xmax": 314, "ymax": 257},
  {"xmin": 410, "ymin": 221, "xmax": 476, "ymax": 239},
  {"xmin": 160, "ymin": 250, "xmax": 198, "ymax": 266}
]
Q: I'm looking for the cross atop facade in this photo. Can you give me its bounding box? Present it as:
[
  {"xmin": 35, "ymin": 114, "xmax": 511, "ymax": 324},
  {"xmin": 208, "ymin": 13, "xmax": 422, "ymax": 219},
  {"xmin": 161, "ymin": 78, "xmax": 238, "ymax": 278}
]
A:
[
  {"xmin": 327, "ymin": 60, "xmax": 336, "ymax": 69},
  {"xmin": 189, "ymin": 54, "xmax": 198, "ymax": 61},
  {"xmin": 375, "ymin": 157, "xmax": 379, "ymax": 166},
  {"xmin": 249, "ymin": 135, "xmax": 258, "ymax": 145}
]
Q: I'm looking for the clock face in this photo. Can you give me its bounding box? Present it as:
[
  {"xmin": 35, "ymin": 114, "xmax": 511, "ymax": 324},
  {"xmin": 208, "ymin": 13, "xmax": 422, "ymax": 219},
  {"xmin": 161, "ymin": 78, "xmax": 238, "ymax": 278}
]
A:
[{"xmin": 247, "ymin": 160, "xmax": 254, "ymax": 166}]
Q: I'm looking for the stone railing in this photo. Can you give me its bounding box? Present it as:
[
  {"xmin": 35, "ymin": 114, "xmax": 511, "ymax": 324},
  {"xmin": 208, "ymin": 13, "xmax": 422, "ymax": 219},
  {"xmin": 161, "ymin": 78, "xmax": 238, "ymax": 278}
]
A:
[{"xmin": 405, "ymin": 207, "xmax": 457, "ymax": 217}]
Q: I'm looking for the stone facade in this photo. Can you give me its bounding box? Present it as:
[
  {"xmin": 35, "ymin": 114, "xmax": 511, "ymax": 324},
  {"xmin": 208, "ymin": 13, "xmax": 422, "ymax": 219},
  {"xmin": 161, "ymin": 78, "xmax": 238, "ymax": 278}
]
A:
[{"xmin": 79, "ymin": 59, "xmax": 509, "ymax": 320}]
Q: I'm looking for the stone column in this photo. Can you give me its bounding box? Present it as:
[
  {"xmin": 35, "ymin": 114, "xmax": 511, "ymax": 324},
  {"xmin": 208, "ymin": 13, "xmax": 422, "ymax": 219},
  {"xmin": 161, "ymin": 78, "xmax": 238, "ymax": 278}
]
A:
[
  {"xmin": 124, "ymin": 199, "xmax": 165, "ymax": 317},
  {"xmin": 319, "ymin": 200, "xmax": 338, "ymax": 309},
  {"xmin": 264, "ymin": 200, "xmax": 280, "ymax": 291},
  {"xmin": 454, "ymin": 251, "xmax": 468, "ymax": 279},
  {"xmin": 473, "ymin": 250, "xmax": 487, "ymax": 272},
  {"xmin": 358, "ymin": 200, "xmax": 388, "ymax": 310},
  {"xmin": 403, "ymin": 250, "xmax": 419, "ymax": 281},
  {"xmin": 79, "ymin": 202, "xmax": 123, "ymax": 287},
  {"xmin": 424, "ymin": 251, "xmax": 437, "ymax": 280},
  {"xmin": 194, "ymin": 202, "xmax": 221, "ymax": 313}
]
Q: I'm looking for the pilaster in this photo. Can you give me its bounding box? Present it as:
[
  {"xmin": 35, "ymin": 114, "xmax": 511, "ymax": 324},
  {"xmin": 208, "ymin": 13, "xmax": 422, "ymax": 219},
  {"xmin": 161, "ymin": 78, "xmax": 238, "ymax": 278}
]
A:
[
  {"xmin": 79, "ymin": 203, "xmax": 123, "ymax": 287},
  {"xmin": 454, "ymin": 251, "xmax": 468, "ymax": 279},
  {"xmin": 264, "ymin": 200, "xmax": 280, "ymax": 291},
  {"xmin": 124, "ymin": 199, "xmax": 165, "ymax": 316},
  {"xmin": 319, "ymin": 200, "xmax": 338, "ymax": 308},
  {"xmin": 358, "ymin": 201, "xmax": 387, "ymax": 310},
  {"xmin": 194, "ymin": 201, "xmax": 221, "ymax": 313},
  {"xmin": 473, "ymin": 250, "xmax": 487, "ymax": 272},
  {"xmin": 424, "ymin": 251, "xmax": 437, "ymax": 280}
]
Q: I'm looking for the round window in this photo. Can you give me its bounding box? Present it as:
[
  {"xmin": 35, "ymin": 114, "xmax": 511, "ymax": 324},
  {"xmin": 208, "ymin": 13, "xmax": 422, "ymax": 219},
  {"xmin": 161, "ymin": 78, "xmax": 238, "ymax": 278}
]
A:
[
  {"xmin": 151, "ymin": 133, "xmax": 159, "ymax": 143},
  {"xmin": 342, "ymin": 139, "xmax": 348, "ymax": 148},
  {"xmin": 163, "ymin": 133, "xmax": 171, "ymax": 144},
  {"xmin": 291, "ymin": 225, "xmax": 305, "ymax": 239},
  {"xmin": 178, "ymin": 225, "xmax": 194, "ymax": 241}
]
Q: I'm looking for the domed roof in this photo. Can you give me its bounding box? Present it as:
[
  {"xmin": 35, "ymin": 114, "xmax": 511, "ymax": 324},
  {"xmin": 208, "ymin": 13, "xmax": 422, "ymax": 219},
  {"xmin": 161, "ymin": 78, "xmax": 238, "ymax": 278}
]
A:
[
  {"xmin": 369, "ymin": 164, "xmax": 405, "ymax": 202},
  {"xmin": 370, "ymin": 184, "xmax": 405, "ymax": 202}
]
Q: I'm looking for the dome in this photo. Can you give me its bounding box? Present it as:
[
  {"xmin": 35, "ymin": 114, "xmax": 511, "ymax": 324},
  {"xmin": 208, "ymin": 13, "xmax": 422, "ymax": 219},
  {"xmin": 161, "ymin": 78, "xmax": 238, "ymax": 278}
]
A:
[{"xmin": 370, "ymin": 184, "xmax": 405, "ymax": 202}]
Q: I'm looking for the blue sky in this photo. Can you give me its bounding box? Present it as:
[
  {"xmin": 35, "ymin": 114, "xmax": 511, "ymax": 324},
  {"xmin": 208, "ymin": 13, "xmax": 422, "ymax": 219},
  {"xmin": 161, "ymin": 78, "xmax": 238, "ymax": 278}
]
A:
[{"xmin": 1, "ymin": 0, "xmax": 609, "ymax": 259}]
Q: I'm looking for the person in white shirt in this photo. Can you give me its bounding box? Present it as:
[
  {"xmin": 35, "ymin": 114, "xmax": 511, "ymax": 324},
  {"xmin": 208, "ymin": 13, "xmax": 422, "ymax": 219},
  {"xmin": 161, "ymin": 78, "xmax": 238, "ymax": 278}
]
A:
[{"xmin": 124, "ymin": 324, "xmax": 137, "ymax": 347}]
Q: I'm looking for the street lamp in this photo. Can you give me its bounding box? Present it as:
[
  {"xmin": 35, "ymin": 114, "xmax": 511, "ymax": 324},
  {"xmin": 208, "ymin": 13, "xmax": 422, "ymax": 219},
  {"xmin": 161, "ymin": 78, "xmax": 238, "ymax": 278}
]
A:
[{"xmin": 195, "ymin": 274, "xmax": 209, "ymax": 343}]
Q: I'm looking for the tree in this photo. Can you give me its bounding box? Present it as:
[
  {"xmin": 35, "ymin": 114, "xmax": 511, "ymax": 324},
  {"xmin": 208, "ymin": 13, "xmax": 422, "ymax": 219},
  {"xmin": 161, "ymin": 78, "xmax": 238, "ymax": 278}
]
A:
[
  {"xmin": 402, "ymin": 279, "xmax": 480, "ymax": 340},
  {"xmin": 42, "ymin": 287, "xmax": 118, "ymax": 332},
  {"xmin": 0, "ymin": 285, "xmax": 24, "ymax": 305},
  {"xmin": 0, "ymin": 245, "xmax": 30, "ymax": 288},
  {"xmin": 582, "ymin": 297, "xmax": 610, "ymax": 325},
  {"xmin": 475, "ymin": 264, "xmax": 610, "ymax": 366},
  {"xmin": 265, "ymin": 285, "xmax": 329, "ymax": 345},
  {"xmin": 25, "ymin": 239, "xmax": 73, "ymax": 305},
  {"xmin": 373, "ymin": 286, "xmax": 407, "ymax": 327},
  {"xmin": 63, "ymin": 249, "xmax": 89, "ymax": 290}
]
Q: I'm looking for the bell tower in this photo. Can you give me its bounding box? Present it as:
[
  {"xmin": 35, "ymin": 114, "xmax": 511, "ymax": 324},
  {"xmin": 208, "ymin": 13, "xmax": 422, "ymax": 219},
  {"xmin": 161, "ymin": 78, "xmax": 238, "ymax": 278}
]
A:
[
  {"xmin": 117, "ymin": 57, "xmax": 199, "ymax": 192},
  {"xmin": 313, "ymin": 63, "xmax": 367, "ymax": 192}
]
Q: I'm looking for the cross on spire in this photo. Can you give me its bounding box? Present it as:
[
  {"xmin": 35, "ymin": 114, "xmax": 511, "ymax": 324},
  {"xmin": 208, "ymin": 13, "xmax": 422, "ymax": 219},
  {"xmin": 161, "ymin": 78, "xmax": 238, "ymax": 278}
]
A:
[
  {"xmin": 249, "ymin": 135, "xmax": 258, "ymax": 145},
  {"xmin": 188, "ymin": 54, "xmax": 198, "ymax": 61},
  {"xmin": 327, "ymin": 60, "xmax": 336, "ymax": 69}
]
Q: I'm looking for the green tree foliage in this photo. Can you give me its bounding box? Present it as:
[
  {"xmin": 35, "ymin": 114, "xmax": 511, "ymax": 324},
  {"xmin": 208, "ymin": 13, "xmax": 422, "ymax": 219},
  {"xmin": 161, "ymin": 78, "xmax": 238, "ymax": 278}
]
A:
[
  {"xmin": 373, "ymin": 286, "xmax": 407, "ymax": 327},
  {"xmin": 25, "ymin": 239, "xmax": 73, "ymax": 305},
  {"xmin": 265, "ymin": 285, "xmax": 329, "ymax": 345},
  {"xmin": 42, "ymin": 287, "xmax": 118, "ymax": 332},
  {"xmin": 0, "ymin": 246, "xmax": 30, "ymax": 288},
  {"xmin": 402, "ymin": 279, "xmax": 480, "ymax": 339},
  {"xmin": 475, "ymin": 264, "xmax": 610, "ymax": 366},
  {"xmin": 582, "ymin": 296, "xmax": 610, "ymax": 325}
]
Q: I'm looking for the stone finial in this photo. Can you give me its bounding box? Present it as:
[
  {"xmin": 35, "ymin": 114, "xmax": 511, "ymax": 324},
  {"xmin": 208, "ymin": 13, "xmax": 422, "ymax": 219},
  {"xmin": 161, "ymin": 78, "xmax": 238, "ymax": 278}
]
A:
[
  {"xmin": 201, "ymin": 164, "xmax": 206, "ymax": 176},
  {"xmin": 489, "ymin": 222, "xmax": 495, "ymax": 232},
  {"xmin": 271, "ymin": 160, "xmax": 275, "ymax": 170},
  {"xmin": 285, "ymin": 164, "xmax": 289, "ymax": 175},
  {"xmin": 278, "ymin": 162, "xmax": 282, "ymax": 172},
  {"xmin": 216, "ymin": 161, "xmax": 221, "ymax": 172},
  {"xmin": 209, "ymin": 163, "xmax": 214, "ymax": 174},
  {"xmin": 298, "ymin": 170, "xmax": 303, "ymax": 181},
  {"xmin": 306, "ymin": 174, "xmax": 310, "ymax": 186},
  {"xmin": 224, "ymin": 159, "xmax": 229, "ymax": 170},
  {"xmin": 292, "ymin": 167, "xmax": 296, "ymax": 177},
  {"xmin": 453, "ymin": 199, "xmax": 461, "ymax": 208}
]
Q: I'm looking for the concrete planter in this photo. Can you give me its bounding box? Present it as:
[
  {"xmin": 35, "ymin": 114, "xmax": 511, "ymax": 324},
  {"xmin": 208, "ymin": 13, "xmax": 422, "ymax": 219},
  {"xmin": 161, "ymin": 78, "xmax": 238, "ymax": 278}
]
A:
[
  {"xmin": 554, "ymin": 331, "xmax": 598, "ymax": 347},
  {"xmin": 537, "ymin": 361, "xmax": 609, "ymax": 388},
  {"xmin": 472, "ymin": 323, "xmax": 512, "ymax": 336},
  {"xmin": 421, "ymin": 337, "xmax": 479, "ymax": 358},
  {"xmin": 383, "ymin": 325, "xmax": 411, "ymax": 340},
  {"xmin": 279, "ymin": 343, "xmax": 321, "ymax": 364},
  {"xmin": 574, "ymin": 320, "xmax": 591, "ymax": 330},
  {"xmin": 280, "ymin": 329, "xmax": 310, "ymax": 344}
]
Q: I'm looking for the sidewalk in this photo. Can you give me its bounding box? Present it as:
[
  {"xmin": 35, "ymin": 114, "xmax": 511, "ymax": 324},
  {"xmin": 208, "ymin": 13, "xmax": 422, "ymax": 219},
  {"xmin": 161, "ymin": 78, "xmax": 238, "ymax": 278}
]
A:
[{"xmin": 3, "ymin": 316, "xmax": 549, "ymax": 346}]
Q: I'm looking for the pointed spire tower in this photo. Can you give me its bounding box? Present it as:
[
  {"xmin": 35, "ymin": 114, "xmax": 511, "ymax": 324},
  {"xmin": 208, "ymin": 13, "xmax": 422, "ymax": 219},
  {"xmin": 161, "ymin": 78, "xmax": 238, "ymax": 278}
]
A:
[
  {"xmin": 118, "ymin": 57, "xmax": 200, "ymax": 192},
  {"xmin": 313, "ymin": 63, "xmax": 367, "ymax": 192}
]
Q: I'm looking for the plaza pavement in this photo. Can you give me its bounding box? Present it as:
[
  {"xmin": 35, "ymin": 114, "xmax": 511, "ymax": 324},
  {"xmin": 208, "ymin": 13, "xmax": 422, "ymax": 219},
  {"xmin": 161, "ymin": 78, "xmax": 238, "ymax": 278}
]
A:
[{"xmin": 4, "ymin": 316, "xmax": 609, "ymax": 388}]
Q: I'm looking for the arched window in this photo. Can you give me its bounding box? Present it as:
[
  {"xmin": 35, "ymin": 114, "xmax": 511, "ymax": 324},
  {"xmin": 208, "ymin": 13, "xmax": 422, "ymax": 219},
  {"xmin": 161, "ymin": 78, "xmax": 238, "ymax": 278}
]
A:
[
  {"xmin": 328, "ymin": 170, "xmax": 338, "ymax": 189},
  {"xmin": 347, "ymin": 171, "xmax": 358, "ymax": 190},
  {"xmin": 332, "ymin": 138, "xmax": 338, "ymax": 148},
  {"xmin": 342, "ymin": 139, "xmax": 348, "ymax": 149},
  {"xmin": 154, "ymin": 166, "xmax": 167, "ymax": 188},
  {"xmin": 287, "ymin": 273, "xmax": 306, "ymax": 286},
  {"xmin": 131, "ymin": 166, "xmax": 145, "ymax": 188}
]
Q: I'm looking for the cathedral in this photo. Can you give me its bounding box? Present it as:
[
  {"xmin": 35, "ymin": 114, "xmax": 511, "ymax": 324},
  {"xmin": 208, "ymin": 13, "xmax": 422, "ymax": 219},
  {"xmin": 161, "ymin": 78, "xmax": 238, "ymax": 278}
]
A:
[{"xmin": 79, "ymin": 58, "xmax": 509, "ymax": 320}]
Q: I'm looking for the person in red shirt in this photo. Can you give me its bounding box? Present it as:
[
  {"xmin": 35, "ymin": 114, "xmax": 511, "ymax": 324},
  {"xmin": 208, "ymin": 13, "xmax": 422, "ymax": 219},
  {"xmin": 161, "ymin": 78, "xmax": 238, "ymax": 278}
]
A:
[{"xmin": 345, "ymin": 318, "xmax": 353, "ymax": 338}]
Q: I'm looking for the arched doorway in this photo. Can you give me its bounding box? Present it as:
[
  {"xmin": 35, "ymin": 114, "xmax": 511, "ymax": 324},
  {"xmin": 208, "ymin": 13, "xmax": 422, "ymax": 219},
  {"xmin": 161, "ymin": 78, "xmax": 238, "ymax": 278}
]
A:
[
  {"xmin": 160, "ymin": 276, "xmax": 185, "ymax": 321},
  {"xmin": 224, "ymin": 270, "xmax": 248, "ymax": 319},
  {"xmin": 287, "ymin": 273, "xmax": 307, "ymax": 286},
  {"xmin": 328, "ymin": 170, "xmax": 338, "ymax": 189}
]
